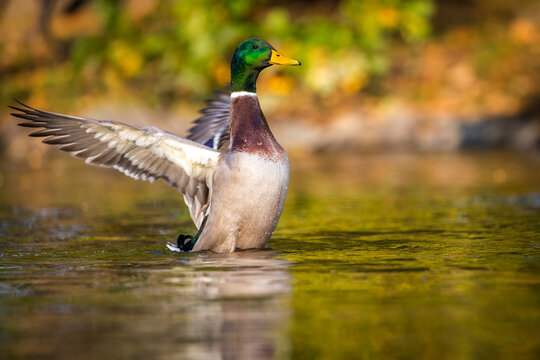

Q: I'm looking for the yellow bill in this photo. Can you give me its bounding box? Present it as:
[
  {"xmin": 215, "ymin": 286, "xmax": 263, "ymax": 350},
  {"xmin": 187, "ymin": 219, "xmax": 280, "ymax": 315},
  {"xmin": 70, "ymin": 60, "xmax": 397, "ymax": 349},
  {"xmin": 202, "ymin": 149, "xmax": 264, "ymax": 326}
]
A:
[{"xmin": 269, "ymin": 49, "xmax": 301, "ymax": 66}]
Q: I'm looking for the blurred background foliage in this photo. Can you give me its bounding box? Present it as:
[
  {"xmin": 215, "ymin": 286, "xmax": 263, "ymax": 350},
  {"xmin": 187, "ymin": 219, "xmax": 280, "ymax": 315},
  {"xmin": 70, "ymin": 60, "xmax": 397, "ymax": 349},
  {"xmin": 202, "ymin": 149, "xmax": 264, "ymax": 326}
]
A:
[
  {"xmin": 1, "ymin": 0, "xmax": 434, "ymax": 104},
  {"xmin": 1, "ymin": 0, "xmax": 539, "ymax": 152}
]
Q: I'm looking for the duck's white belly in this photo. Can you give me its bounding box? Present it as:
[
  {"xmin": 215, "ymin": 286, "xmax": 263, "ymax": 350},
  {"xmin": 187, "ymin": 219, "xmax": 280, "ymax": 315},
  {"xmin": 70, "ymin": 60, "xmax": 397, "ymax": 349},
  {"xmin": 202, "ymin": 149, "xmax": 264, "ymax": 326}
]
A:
[{"xmin": 193, "ymin": 151, "xmax": 289, "ymax": 253}]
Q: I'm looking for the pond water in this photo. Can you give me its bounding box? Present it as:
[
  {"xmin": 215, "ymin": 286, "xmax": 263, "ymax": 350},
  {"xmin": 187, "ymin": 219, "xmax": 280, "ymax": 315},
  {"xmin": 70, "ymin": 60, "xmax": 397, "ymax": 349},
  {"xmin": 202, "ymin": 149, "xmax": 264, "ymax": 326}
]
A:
[{"xmin": 1, "ymin": 151, "xmax": 539, "ymax": 359}]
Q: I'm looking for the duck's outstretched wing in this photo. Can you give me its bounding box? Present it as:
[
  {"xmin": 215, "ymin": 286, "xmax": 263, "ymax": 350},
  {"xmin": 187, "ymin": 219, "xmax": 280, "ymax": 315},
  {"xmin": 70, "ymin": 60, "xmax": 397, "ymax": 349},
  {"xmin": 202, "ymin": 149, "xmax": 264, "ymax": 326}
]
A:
[
  {"xmin": 10, "ymin": 101, "xmax": 219, "ymax": 228},
  {"xmin": 187, "ymin": 91, "xmax": 231, "ymax": 150}
]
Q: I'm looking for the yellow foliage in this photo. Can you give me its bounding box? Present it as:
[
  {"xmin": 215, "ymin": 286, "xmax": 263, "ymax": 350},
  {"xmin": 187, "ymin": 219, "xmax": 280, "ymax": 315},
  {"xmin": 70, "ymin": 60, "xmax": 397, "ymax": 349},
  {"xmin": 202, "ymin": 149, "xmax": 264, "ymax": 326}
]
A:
[
  {"xmin": 267, "ymin": 75, "xmax": 294, "ymax": 95},
  {"xmin": 509, "ymin": 18, "xmax": 538, "ymax": 46},
  {"xmin": 213, "ymin": 60, "xmax": 230, "ymax": 86},
  {"xmin": 377, "ymin": 7, "xmax": 400, "ymax": 28},
  {"xmin": 103, "ymin": 67, "xmax": 122, "ymax": 90},
  {"xmin": 340, "ymin": 75, "xmax": 365, "ymax": 94},
  {"xmin": 110, "ymin": 41, "xmax": 143, "ymax": 78},
  {"xmin": 31, "ymin": 67, "xmax": 48, "ymax": 89}
]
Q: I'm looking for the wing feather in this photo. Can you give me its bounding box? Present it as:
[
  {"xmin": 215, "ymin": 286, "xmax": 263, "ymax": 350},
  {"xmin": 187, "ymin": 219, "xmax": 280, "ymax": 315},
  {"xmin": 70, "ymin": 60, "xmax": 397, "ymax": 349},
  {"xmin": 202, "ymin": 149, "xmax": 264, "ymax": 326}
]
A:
[
  {"xmin": 187, "ymin": 91, "xmax": 231, "ymax": 150},
  {"xmin": 10, "ymin": 101, "xmax": 220, "ymax": 228}
]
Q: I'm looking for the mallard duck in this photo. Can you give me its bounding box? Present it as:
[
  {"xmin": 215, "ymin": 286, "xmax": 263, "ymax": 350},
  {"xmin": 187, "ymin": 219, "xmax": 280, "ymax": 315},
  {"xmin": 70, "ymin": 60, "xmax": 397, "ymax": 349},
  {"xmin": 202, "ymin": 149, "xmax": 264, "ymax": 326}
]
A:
[{"xmin": 10, "ymin": 38, "xmax": 300, "ymax": 253}]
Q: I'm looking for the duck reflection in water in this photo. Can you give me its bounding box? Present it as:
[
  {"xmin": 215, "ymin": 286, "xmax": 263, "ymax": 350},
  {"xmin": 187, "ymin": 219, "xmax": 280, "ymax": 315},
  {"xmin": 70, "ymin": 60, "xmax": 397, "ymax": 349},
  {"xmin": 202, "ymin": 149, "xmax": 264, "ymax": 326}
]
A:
[{"xmin": 157, "ymin": 250, "xmax": 292, "ymax": 360}]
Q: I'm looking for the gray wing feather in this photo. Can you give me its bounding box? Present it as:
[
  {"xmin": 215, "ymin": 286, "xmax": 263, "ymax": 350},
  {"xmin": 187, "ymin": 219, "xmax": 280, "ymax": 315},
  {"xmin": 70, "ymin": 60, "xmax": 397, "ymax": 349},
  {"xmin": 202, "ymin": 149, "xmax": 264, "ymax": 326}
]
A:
[
  {"xmin": 187, "ymin": 91, "xmax": 231, "ymax": 150},
  {"xmin": 10, "ymin": 101, "xmax": 220, "ymax": 228}
]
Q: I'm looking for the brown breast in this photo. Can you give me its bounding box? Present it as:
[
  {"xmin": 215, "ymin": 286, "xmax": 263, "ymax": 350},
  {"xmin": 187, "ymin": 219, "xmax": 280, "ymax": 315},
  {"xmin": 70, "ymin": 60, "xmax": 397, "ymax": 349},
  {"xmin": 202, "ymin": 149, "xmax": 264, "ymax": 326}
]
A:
[{"xmin": 229, "ymin": 94, "xmax": 286, "ymax": 161}]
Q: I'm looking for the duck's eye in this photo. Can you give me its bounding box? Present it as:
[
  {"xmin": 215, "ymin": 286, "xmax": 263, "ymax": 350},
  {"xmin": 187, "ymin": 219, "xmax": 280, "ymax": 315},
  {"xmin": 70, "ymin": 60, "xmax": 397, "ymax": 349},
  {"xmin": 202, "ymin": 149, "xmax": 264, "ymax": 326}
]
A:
[{"xmin": 252, "ymin": 44, "xmax": 259, "ymax": 49}]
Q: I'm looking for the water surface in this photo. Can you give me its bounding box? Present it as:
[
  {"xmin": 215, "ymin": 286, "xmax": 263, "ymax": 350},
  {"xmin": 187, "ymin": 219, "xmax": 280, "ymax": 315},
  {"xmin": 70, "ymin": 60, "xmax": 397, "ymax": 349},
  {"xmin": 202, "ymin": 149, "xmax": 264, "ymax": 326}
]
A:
[{"xmin": 1, "ymin": 152, "xmax": 539, "ymax": 359}]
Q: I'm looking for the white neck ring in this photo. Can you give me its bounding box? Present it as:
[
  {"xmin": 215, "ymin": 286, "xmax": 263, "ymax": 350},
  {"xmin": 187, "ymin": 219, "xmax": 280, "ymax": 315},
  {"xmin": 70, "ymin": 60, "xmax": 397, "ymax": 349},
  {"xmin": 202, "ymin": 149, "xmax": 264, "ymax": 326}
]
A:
[{"xmin": 230, "ymin": 91, "xmax": 257, "ymax": 99}]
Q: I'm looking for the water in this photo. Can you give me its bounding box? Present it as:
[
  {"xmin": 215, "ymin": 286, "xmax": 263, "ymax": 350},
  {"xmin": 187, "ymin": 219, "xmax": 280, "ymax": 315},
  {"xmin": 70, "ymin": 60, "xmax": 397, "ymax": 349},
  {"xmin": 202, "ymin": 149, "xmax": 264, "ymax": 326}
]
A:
[{"xmin": 1, "ymin": 151, "xmax": 539, "ymax": 359}]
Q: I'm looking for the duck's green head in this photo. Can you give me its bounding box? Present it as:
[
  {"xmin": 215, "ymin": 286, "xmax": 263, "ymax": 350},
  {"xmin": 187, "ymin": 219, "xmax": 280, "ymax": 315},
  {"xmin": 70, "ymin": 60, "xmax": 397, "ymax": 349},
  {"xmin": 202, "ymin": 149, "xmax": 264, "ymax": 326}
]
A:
[{"xmin": 231, "ymin": 38, "xmax": 300, "ymax": 93}]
